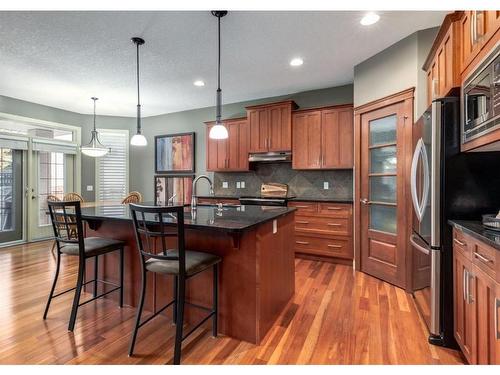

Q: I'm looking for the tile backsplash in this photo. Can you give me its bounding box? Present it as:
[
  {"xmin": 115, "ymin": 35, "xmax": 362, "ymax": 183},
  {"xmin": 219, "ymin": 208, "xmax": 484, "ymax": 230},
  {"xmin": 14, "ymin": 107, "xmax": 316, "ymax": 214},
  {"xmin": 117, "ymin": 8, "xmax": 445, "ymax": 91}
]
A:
[{"xmin": 214, "ymin": 162, "xmax": 353, "ymax": 199}]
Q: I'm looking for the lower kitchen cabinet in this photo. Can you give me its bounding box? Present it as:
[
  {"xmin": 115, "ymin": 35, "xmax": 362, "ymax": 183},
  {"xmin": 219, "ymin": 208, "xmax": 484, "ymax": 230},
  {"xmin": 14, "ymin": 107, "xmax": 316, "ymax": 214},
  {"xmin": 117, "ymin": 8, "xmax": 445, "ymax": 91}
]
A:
[
  {"xmin": 452, "ymin": 227, "xmax": 500, "ymax": 364},
  {"xmin": 289, "ymin": 201, "xmax": 353, "ymax": 263}
]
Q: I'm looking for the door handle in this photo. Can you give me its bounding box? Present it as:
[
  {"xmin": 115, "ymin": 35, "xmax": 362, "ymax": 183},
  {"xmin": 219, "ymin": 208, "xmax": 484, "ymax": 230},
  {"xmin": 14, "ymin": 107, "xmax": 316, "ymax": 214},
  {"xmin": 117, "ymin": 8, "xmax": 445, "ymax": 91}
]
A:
[
  {"xmin": 360, "ymin": 198, "xmax": 371, "ymax": 205},
  {"xmin": 463, "ymin": 270, "xmax": 467, "ymax": 302}
]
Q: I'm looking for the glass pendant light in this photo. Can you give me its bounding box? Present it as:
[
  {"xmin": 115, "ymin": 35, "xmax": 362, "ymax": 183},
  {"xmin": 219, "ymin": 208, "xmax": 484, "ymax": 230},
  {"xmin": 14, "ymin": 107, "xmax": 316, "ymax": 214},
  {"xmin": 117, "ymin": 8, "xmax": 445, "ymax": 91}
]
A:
[
  {"xmin": 209, "ymin": 11, "xmax": 229, "ymax": 140},
  {"xmin": 130, "ymin": 37, "xmax": 148, "ymax": 146},
  {"xmin": 81, "ymin": 97, "xmax": 111, "ymax": 157}
]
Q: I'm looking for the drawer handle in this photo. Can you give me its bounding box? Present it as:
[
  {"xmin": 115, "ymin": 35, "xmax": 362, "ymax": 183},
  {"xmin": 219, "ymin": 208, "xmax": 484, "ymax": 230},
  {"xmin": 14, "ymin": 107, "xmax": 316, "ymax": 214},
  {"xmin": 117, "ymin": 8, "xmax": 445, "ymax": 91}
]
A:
[
  {"xmin": 327, "ymin": 244, "xmax": 342, "ymax": 248},
  {"xmin": 327, "ymin": 207, "xmax": 341, "ymax": 210},
  {"xmin": 295, "ymin": 205, "xmax": 310, "ymax": 209},
  {"xmin": 296, "ymin": 241, "xmax": 309, "ymax": 245},
  {"xmin": 474, "ymin": 252, "xmax": 492, "ymax": 264},
  {"xmin": 327, "ymin": 223, "xmax": 341, "ymax": 226},
  {"xmin": 453, "ymin": 238, "xmax": 466, "ymax": 246},
  {"xmin": 296, "ymin": 221, "xmax": 309, "ymax": 224}
]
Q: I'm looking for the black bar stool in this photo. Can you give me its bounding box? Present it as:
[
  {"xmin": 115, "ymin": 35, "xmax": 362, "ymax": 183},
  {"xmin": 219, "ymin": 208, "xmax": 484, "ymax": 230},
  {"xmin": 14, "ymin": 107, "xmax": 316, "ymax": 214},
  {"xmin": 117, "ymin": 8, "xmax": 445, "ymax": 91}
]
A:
[
  {"xmin": 43, "ymin": 200, "xmax": 125, "ymax": 331},
  {"xmin": 128, "ymin": 204, "xmax": 221, "ymax": 365}
]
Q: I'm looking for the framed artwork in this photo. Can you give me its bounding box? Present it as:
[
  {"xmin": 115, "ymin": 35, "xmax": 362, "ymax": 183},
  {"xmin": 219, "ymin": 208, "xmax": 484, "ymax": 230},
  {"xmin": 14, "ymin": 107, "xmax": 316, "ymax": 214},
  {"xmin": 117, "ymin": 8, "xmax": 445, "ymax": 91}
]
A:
[
  {"xmin": 155, "ymin": 132, "xmax": 195, "ymax": 174},
  {"xmin": 154, "ymin": 175, "xmax": 193, "ymax": 206}
]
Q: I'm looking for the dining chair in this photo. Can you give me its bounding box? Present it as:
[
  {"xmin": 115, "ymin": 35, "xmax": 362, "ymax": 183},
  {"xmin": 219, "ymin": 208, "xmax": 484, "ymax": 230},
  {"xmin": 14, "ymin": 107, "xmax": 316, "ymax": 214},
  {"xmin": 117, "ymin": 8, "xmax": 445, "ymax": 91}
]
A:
[
  {"xmin": 64, "ymin": 192, "xmax": 85, "ymax": 202},
  {"xmin": 122, "ymin": 191, "xmax": 143, "ymax": 204}
]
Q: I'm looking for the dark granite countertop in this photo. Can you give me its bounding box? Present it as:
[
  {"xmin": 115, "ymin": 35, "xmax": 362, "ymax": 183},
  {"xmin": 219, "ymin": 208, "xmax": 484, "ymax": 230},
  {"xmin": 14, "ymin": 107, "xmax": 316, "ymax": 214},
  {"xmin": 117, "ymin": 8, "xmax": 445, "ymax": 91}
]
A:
[
  {"xmin": 197, "ymin": 194, "xmax": 353, "ymax": 203},
  {"xmin": 80, "ymin": 203, "xmax": 296, "ymax": 233},
  {"xmin": 448, "ymin": 220, "xmax": 500, "ymax": 251}
]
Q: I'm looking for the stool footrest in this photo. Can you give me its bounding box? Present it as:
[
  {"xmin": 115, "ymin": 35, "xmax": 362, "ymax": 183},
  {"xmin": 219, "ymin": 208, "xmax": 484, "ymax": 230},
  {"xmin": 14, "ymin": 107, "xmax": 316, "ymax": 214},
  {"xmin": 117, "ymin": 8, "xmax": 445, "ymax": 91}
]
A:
[
  {"xmin": 182, "ymin": 310, "xmax": 216, "ymax": 341},
  {"xmin": 138, "ymin": 299, "xmax": 176, "ymax": 328},
  {"xmin": 78, "ymin": 286, "xmax": 121, "ymax": 307}
]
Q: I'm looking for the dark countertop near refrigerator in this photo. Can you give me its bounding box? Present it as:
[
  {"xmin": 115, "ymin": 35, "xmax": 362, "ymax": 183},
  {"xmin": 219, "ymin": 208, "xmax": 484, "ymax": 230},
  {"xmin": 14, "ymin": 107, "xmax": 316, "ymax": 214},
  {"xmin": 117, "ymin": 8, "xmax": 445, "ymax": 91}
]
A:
[
  {"xmin": 79, "ymin": 203, "xmax": 296, "ymax": 234},
  {"xmin": 448, "ymin": 220, "xmax": 500, "ymax": 251},
  {"xmin": 197, "ymin": 194, "xmax": 353, "ymax": 203}
]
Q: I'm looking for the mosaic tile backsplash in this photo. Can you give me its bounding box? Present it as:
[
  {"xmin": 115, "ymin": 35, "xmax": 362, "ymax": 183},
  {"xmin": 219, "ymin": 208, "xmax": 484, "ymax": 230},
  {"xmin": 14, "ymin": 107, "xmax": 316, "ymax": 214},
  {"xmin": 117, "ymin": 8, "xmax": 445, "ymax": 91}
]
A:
[{"xmin": 214, "ymin": 163, "xmax": 353, "ymax": 199}]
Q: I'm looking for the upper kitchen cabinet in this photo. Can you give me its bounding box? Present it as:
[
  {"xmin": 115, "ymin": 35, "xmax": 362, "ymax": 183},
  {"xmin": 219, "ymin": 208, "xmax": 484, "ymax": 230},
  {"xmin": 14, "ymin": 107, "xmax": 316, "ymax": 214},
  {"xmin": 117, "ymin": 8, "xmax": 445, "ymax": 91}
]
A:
[
  {"xmin": 423, "ymin": 12, "xmax": 462, "ymax": 106},
  {"xmin": 292, "ymin": 105, "xmax": 354, "ymax": 170},
  {"xmin": 246, "ymin": 100, "xmax": 298, "ymax": 153},
  {"xmin": 460, "ymin": 11, "xmax": 500, "ymax": 78},
  {"xmin": 206, "ymin": 117, "xmax": 249, "ymax": 172}
]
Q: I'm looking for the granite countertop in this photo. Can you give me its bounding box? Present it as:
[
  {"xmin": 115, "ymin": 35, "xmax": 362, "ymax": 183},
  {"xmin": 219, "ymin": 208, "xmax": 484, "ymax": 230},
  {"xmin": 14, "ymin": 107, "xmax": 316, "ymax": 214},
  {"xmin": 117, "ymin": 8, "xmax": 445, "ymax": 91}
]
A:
[
  {"xmin": 196, "ymin": 194, "xmax": 353, "ymax": 203},
  {"xmin": 80, "ymin": 203, "xmax": 296, "ymax": 233},
  {"xmin": 448, "ymin": 220, "xmax": 500, "ymax": 251}
]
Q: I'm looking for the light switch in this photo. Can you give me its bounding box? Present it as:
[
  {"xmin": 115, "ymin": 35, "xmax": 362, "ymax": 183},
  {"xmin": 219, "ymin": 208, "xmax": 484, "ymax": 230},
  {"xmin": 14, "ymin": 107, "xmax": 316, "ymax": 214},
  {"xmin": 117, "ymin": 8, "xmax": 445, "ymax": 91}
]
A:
[
  {"xmin": 236, "ymin": 182, "xmax": 241, "ymax": 189},
  {"xmin": 323, "ymin": 181, "xmax": 329, "ymax": 190},
  {"xmin": 222, "ymin": 181, "xmax": 228, "ymax": 189},
  {"xmin": 241, "ymin": 181, "xmax": 245, "ymax": 188},
  {"xmin": 86, "ymin": 185, "xmax": 93, "ymax": 191}
]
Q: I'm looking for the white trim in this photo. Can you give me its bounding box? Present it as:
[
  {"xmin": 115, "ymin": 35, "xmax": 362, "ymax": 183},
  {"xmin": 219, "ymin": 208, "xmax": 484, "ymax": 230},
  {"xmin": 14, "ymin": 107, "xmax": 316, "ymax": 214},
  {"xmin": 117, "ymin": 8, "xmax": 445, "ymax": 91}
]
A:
[{"xmin": 95, "ymin": 128, "xmax": 130, "ymax": 202}]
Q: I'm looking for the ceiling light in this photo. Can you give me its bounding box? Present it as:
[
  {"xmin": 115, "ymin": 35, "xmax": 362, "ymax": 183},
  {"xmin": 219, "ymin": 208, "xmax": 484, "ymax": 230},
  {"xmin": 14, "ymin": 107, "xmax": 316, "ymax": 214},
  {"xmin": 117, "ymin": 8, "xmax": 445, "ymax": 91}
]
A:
[
  {"xmin": 290, "ymin": 58, "xmax": 303, "ymax": 67},
  {"xmin": 360, "ymin": 12, "xmax": 380, "ymax": 26},
  {"xmin": 131, "ymin": 37, "xmax": 147, "ymax": 147},
  {"xmin": 80, "ymin": 97, "xmax": 111, "ymax": 157},
  {"xmin": 194, "ymin": 80, "xmax": 205, "ymax": 87}
]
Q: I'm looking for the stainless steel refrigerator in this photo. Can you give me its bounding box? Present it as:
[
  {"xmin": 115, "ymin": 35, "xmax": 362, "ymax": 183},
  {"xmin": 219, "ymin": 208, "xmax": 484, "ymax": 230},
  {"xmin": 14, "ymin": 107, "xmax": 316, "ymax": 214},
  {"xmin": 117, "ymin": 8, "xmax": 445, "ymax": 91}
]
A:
[{"xmin": 410, "ymin": 92, "xmax": 500, "ymax": 347}]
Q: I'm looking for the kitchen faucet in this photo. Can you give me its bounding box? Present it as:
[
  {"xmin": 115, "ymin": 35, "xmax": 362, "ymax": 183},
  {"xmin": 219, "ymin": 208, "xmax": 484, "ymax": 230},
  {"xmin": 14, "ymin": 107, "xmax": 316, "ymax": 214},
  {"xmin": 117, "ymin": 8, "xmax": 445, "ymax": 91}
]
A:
[{"xmin": 191, "ymin": 175, "xmax": 214, "ymax": 209}]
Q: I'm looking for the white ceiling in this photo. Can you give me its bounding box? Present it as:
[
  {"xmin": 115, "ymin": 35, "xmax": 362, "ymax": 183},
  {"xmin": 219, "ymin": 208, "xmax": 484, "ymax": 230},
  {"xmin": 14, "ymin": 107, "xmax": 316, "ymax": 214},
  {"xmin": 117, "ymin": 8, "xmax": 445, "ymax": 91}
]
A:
[{"xmin": 0, "ymin": 11, "xmax": 446, "ymax": 117}]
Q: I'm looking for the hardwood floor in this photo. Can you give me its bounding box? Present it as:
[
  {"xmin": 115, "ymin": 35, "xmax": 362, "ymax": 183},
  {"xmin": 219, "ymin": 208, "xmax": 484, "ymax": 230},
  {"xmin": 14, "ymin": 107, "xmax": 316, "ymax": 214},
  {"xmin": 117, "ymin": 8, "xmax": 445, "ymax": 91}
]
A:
[{"xmin": 0, "ymin": 240, "xmax": 465, "ymax": 365}]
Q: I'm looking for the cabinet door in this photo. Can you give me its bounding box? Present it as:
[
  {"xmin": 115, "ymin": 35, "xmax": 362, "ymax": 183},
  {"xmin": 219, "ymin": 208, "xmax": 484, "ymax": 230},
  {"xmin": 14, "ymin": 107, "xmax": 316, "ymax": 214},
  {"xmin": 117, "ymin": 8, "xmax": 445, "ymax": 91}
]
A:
[
  {"xmin": 268, "ymin": 104, "xmax": 292, "ymax": 152},
  {"xmin": 437, "ymin": 27, "xmax": 455, "ymax": 97},
  {"xmin": 227, "ymin": 120, "xmax": 249, "ymax": 171},
  {"xmin": 292, "ymin": 111, "xmax": 321, "ymax": 169},
  {"xmin": 454, "ymin": 248, "xmax": 475, "ymax": 363},
  {"xmin": 496, "ymin": 283, "xmax": 500, "ymax": 364},
  {"xmin": 248, "ymin": 108, "xmax": 269, "ymax": 153},
  {"xmin": 206, "ymin": 124, "xmax": 228, "ymax": 171},
  {"xmin": 337, "ymin": 107, "xmax": 354, "ymax": 168},
  {"xmin": 471, "ymin": 264, "xmax": 498, "ymax": 364},
  {"xmin": 460, "ymin": 11, "xmax": 485, "ymax": 73},
  {"xmin": 484, "ymin": 11, "xmax": 500, "ymax": 43}
]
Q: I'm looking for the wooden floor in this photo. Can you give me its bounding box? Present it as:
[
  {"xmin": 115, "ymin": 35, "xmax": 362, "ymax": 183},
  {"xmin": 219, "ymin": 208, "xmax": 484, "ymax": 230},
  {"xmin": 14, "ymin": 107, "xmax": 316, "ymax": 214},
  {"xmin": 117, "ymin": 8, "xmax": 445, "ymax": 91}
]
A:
[{"xmin": 0, "ymin": 240, "xmax": 465, "ymax": 365}]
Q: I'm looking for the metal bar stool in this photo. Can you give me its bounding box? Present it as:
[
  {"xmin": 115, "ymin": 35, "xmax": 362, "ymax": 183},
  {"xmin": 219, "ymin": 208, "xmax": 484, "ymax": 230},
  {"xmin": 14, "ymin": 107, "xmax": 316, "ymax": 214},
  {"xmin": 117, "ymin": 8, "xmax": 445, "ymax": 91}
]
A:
[
  {"xmin": 43, "ymin": 200, "xmax": 125, "ymax": 331},
  {"xmin": 128, "ymin": 204, "xmax": 221, "ymax": 365}
]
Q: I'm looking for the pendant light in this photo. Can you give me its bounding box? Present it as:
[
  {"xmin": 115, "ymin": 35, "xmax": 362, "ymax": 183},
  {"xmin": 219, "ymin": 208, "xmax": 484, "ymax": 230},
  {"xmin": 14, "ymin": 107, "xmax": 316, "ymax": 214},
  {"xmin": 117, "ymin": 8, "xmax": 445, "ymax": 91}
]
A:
[
  {"xmin": 209, "ymin": 11, "xmax": 229, "ymax": 140},
  {"xmin": 81, "ymin": 97, "xmax": 111, "ymax": 157},
  {"xmin": 130, "ymin": 37, "xmax": 148, "ymax": 146}
]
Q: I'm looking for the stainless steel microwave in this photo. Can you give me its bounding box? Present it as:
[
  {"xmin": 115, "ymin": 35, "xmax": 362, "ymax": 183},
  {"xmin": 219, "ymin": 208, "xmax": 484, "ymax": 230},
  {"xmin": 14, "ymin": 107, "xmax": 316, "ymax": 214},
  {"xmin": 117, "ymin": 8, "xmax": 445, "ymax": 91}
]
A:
[{"xmin": 462, "ymin": 43, "xmax": 500, "ymax": 143}]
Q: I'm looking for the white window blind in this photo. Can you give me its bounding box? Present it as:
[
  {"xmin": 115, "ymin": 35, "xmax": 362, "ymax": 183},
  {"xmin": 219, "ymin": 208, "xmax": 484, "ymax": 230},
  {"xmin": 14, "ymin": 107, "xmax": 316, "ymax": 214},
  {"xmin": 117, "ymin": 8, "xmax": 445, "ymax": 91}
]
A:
[{"xmin": 95, "ymin": 129, "xmax": 129, "ymax": 202}]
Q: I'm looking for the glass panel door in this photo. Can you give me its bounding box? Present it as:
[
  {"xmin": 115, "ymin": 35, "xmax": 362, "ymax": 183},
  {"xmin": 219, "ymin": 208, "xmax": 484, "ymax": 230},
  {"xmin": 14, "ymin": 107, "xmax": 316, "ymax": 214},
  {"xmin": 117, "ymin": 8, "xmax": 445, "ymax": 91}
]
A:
[
  {"xmin": 368, "ymin": 114, "xmax": 397, "ymax": 234},
  {"xmin": 0, "ymin": 148, "xmax": 23, "ymax": 244},
  {"xmin": 29, "ymin": 151, "xmax": 74, "ymax": 240}
]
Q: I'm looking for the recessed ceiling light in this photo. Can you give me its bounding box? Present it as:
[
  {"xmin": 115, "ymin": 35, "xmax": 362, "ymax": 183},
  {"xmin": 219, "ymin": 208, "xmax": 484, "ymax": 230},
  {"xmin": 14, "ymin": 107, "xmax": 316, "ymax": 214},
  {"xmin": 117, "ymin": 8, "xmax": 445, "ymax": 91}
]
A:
[
  {"xmin": 193, "ymin": 80, "xmax": 205, "ymax": 87},
  {"xmin": 360, "ymin": 12, "xmax": 380, "ymax": 26},
  {"xmin": 290, "ymin": 58, "xmax": 304, "ymax": 67}
]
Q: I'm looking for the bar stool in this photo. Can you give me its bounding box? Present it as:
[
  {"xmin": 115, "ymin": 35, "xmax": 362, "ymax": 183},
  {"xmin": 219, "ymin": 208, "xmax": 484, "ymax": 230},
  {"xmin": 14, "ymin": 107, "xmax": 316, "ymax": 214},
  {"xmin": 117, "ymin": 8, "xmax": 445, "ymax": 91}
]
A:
[
  {"xmin": 44, "ymin": 200, "xmax": 125, "ymax": 331},
  {"xmin": 128, "ymin": 204, "xmax": 221, "ymax": 365}
]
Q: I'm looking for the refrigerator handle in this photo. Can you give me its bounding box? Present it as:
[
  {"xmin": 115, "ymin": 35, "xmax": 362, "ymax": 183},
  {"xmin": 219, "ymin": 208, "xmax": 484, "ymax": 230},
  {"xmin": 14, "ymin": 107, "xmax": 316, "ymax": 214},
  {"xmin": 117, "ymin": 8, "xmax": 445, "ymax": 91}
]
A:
[
  {"xmin": 410, "ymin": 233, "xmax": 430, "ymax": 255},
  {"xmin": 410, "ymin": 138, "xmax": 429, "ymax": 222}
]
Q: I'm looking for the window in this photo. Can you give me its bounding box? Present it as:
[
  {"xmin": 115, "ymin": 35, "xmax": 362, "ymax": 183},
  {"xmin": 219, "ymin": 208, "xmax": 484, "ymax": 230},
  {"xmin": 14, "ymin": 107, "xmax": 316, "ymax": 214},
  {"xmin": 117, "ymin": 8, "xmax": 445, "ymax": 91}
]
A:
[
  {"xmin": 39, "ymin": 152, "xmax": 65, "ymax": 225},
  {"xmin": 0, "ymin": 148, "xmax": 14, "ymax": 231},
  {"xmin": 96, "ymin": 129, "xmax": 129, "ymax": 202}
]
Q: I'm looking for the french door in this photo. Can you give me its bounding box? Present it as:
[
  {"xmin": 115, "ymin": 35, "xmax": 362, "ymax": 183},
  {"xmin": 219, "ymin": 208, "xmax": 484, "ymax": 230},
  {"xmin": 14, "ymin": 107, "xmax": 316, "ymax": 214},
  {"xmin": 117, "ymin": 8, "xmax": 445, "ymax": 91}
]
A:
[
  {"xmin": 356, "ymin": 91, "xmax": 413, "ymax": 289},
  {"xmin": 28, "ymin": 151, "xmax": 75, "ymax": 240},
  {"xmin": 0, "ymin": 149, "xmax": 23, "ymax": 244}
]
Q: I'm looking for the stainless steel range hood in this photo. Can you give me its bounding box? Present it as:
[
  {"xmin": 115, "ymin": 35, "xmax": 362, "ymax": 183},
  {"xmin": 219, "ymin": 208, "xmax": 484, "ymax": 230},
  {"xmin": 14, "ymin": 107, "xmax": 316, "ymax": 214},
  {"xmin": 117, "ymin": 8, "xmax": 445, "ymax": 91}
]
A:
[{"xmin": 248, "ymin": 152, "xmax": 292, "ymax": 163}]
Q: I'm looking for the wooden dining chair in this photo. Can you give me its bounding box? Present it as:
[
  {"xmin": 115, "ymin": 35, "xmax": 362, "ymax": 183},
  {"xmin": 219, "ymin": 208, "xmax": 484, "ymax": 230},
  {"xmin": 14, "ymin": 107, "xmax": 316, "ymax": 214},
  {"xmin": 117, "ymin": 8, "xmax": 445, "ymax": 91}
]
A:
[
  {"xmin": 47, "ymin": 195, "xmax": 62, "ymax": 254},
  {"xmin": 64, "ymin": 192, "xmax": 85, "ymax": 202},
  {"xmin": 122, "ymin": 191, "xmax": 143, "ymax": 204}
]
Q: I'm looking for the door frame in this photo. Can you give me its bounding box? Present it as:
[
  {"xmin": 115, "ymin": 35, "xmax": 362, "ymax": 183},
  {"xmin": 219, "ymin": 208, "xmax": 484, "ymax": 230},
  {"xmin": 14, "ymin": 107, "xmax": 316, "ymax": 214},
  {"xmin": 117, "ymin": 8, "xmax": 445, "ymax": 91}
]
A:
[{"xmin": 354, "ymin": 88, "xmax": 415, "ymax": 291}]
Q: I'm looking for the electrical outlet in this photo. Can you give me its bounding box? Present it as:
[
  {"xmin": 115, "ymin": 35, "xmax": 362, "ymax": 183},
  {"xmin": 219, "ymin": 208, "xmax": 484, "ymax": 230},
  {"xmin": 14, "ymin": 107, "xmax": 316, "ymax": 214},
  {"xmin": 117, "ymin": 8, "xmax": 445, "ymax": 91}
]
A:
[
  {"xmin": 236, "ymin": 182, "xmax": 241, "ymax": 189},
  {"xmin": 86, "ymin": 185, "xmax": 93, "ymax": 192},
  {"xmin": 241, "ymin": 181, "xmax": 245, "ymax": 188},
  {"xmin": 222, "ymin": 181, "xmax": 228, "ymax": 189},
  {"xmin": 323, "ymin": 181, "xmax": 329, "ymax": 190}
]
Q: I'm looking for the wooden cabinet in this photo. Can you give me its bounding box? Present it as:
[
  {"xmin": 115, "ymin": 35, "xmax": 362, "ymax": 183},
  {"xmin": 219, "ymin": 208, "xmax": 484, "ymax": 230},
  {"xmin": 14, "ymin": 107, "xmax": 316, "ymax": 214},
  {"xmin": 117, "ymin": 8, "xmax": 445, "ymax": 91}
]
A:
[
  {"xmin": 206, "ymin": 117, "xmax": 249, "ymax": 172},
  {"xmin": 292, "ymin": 105, "xmax": 353, "ymax": 170},
  {"xmin": 452, "ymin": 227, "xmax": 500, "ymax": 364},
  {"xmin": 246, "ymin": 100, "xmax": 297, "ymax": 153},
  {"xmin": 289, "ymin": 201, "xmax": 353, "ymax": 262},
  {"xmin": 423, "ymin": 13, "xmax": 462, "ymax": 106}
]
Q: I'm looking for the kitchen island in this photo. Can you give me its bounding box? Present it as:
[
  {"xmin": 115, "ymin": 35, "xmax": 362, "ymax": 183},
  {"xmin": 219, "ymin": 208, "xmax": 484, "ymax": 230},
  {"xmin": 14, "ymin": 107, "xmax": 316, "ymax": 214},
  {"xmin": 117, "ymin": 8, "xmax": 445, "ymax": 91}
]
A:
[{"xmin": 80, "ymin": 203, "xmax": 296, "ymax": 344}]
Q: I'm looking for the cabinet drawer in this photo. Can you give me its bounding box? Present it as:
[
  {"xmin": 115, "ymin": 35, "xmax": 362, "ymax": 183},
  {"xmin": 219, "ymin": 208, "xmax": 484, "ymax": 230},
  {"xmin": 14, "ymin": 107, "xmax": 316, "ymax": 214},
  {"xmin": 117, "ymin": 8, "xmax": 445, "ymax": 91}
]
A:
[
  {"xmin": 295, "ymin": 216, "xmax": 350, "ymax": 236},
  {"xmin": 453, "ymin": 228, "xmax": 471, "ymax": 259},
  {"xmin": 288, "ymin": 201, "xmax": 318, "ymax": 215},
  {"xmin": 294, "ymin": 235, "xmax": 352, "ymax": 259},
  {"xmin": 472, "ymin": 241, "xmax": 497, "ymax": 280},
  {"xmin": 318, "ymin": 203, "xmax": 351, "ymax": 218}
]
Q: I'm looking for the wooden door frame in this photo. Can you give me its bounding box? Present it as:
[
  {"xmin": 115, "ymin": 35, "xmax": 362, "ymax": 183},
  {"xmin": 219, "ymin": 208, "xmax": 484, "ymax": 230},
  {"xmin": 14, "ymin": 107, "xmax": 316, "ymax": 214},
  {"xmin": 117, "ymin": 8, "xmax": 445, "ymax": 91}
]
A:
[{"xmin": 353, "ymin": 88, "xmax": 415, "ymax": 291}]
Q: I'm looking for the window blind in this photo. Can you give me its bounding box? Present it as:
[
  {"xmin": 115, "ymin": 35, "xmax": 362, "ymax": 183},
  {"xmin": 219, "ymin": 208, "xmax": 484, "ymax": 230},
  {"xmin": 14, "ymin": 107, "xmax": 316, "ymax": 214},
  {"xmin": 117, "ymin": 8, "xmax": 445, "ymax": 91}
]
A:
[{"xmin": 95, "ymin": 129, "xmax": 129, "ymax": 202}]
